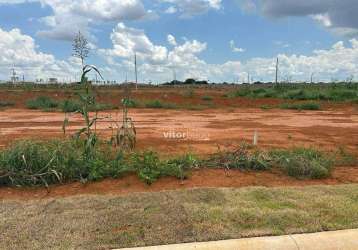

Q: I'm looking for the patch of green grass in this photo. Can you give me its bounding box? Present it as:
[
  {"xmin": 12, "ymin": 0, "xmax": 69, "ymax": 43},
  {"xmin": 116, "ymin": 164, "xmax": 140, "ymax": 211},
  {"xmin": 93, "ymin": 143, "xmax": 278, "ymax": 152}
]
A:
[
  {"xmin": 60, "ymin": 99, "xmax": 81, "ymax": 112},
  {"xmin": 0, "ymin": 140, "xmax": 128, "ymax": 186},
  {"xmin": 0, "ymin": 101, "xmax": 15, "ymax": 107},
  {"xmin": 1, "ymin": 185, "xmax": 358, "ymax": 249},
  {"xmin": 336, "ymin": 147, "xmax": 358, "ymax": 166},
  {"xmin": 201, "ymin": 95, "xmax": 213, "ymax": 101},
  {"xmin": 225, "ymin": 83, "xmax": 358, "ymax": 102},
  {"xmin": 145, "ymin": 100, "xmax": 177, "ymax": 109},
  {"xmin": 26, "ymin": 97, "xmax": 115, "ymax": 113},
  {"xmin": 26, "ymin": 96, "xmax": 58, "ymax": 110},
  {"xmin": 124, "ymin": 99, "xmax": 139, "ymax": 108},
  {"xmin": 260, "ymin": 104, "xmax": 274, "ymax": 110},
  {"xmin": 280, "ymin": 102, "xmax": 321, "ymax": 110},
  {"xmin": 0, "ymin": 140, "xmax": 197, "ymax": 187}
]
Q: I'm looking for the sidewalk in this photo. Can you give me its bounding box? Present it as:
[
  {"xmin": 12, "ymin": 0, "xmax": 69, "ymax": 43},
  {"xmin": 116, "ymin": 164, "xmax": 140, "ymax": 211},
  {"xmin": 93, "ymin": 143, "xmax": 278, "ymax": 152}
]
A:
[{"xmin": 117, "ymin": 229, "xmax": 358, "ymax": 250}]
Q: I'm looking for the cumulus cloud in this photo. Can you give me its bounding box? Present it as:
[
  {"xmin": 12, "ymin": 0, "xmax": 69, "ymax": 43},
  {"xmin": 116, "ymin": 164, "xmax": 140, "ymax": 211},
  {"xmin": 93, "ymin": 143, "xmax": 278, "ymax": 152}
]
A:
[
  {"xmin": 1, "ymin": 0, "xmax": 155, "ymax": 40},
  {"xmin": 99, "ymin": 23, "xmax": 168, "ymax": 65},
  {"xmin": 0, "ymin": 27, "xmax": 80, "ymax": 80},
  {"xmin": 101, "ymin": 24, "xmax": 358, "ymax": 83},
  {"xmin": 29, "ymin": 0, "xmax": 150, "ymax": 41}
]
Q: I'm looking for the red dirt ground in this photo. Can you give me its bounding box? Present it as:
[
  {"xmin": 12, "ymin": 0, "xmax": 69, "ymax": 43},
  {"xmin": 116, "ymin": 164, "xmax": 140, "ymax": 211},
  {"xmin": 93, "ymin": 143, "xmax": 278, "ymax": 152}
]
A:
[
  {"xmin": 0, "ymin": 107, "xmax": 357, "ymax": 155},
  {"xmin": 1, "ymin": 167, "xmax": 358, "ymax": 200},
  {"xmin": 0, "ymin": 87, "xmax": 357, "ymax": 200}
]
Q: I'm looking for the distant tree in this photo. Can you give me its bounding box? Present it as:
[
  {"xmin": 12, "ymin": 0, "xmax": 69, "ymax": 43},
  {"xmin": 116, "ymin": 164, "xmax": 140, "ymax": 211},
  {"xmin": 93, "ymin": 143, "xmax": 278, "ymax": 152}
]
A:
[
  {"xmin": 72, "ymin": 31, "xmax": 90, "ymax": 71},
  {"xmin": 184, "ymin": 78, "xmax": 196, "ymax": 85}
]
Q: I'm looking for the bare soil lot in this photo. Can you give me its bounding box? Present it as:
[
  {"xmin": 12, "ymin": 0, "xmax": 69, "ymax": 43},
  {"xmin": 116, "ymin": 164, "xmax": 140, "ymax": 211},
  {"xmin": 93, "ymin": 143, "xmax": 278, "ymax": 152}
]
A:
[
  {"xmin": 0, "ymin": 107, "xmax": 357, "ymax": 155},
  {"xmin": 0, "ymin": 87, "xmax": 357, "ymax": 249}
]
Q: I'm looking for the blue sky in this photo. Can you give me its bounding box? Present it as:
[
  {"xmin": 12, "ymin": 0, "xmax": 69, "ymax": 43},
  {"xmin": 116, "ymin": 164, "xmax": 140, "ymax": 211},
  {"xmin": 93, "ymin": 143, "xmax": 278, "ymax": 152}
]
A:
[{"xmin": 0, "ymin": 0, "xmax": 357, "ymax": 83}]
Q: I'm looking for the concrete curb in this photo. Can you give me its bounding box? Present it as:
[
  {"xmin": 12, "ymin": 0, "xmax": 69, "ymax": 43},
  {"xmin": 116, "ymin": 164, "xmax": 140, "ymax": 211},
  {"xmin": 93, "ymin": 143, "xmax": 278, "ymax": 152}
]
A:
[{"xmin": 116, "ymin": 229, "xmax": 358, "ymax": 250}]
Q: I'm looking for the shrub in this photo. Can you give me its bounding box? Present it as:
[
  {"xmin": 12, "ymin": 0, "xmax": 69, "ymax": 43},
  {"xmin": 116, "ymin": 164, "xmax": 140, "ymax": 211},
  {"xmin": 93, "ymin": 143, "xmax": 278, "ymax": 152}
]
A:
[
  {"xmin": 124, "ymin": 99, "xmax": 139, "ymax": 108},
  {"xmin": 145, "ymin": 100, "xmax": 163, "ymax": 108},
  {"xmin": 145, "ymin": 100, "xmax": 176, "ymax": 109},
  {"xmin": 26, "ymin": 96, "xmax": 58, "ymax": 110},
  {"xmin": 131, "ymin": 151, "xmax": 162, "ymax": 184},
  {"xmin": 163, "ymin": 154, "xmax": 198, "ymax": 179},
  {"xmin": 270, "ymin": 148, "xmax": 334, "ymax": 179},
  {"xmin": 60, "ymin": 99, "xmax": 82, "ymax": 112}
]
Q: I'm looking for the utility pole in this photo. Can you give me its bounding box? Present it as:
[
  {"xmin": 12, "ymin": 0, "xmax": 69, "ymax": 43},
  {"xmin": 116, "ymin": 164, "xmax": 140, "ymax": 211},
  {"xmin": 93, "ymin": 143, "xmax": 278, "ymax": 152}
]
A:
[
  {"xmin": 173, "ymin": 67, "xmax": 177, "ymax": 82},
  {"xmin": 11, "ymin": 67, "xmax": 16, "ymax": 84},
  {"xmin": 275, "ymin": 57, "xmax": 279, "ymax": 85},
  {"xmin": 134, "ymin": 52, "xmax": 138, "ymax": 90},
  {"xmin": 310, "ymin": 73, "xmax": 314, "ymax": 84}
]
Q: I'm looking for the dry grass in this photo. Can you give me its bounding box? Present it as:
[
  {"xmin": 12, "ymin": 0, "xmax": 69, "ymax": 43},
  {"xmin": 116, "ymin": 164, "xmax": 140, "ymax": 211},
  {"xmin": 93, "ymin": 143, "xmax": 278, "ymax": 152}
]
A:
[{"xmin": 1, "ymin": 185, "xmax": 358, "ymax": 249}]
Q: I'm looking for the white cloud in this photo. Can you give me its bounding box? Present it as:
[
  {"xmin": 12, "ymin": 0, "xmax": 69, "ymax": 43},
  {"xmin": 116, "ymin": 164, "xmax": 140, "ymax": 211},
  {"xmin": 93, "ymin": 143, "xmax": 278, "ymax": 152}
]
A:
[
  {"xmin": 165, "ymin": 6, "xmax": 177, "ymax": 14},
  {"xmin": 101, "ymin": 25, "xmax": 358, "ymax": 83},
  {"xmin": 99, "ymin": 23, "xmax": 168, "ymax": 65},
  {"xmin": 0, "ymin": 27, "xmax": 80, "ymax": 80},
  {"xmin": 311, "ymin": 13, "xmax": 332, "ymax": 27},
  {"xmin": 167, "ymin": 34, "xmax": 177, "ymax": 46},
  {"xmin": 229, "ymin": 40, "xmax": 245, "ymax": 53},
  {"xmin": 159, "ymin": 0, "xmax": 222, "ymax": 18},
  {"xmin": 33, "ymin": 0, "xmax": 150, "ymax": 41}
]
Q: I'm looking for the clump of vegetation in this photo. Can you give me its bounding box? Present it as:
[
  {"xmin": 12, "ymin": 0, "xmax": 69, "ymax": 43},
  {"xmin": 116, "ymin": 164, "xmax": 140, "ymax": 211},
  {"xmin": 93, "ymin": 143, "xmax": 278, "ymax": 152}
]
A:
[
  {"xmin": 280, "ymin": 102, "xmax": 321, "ymax": 110},
  {"xmin": 26, "ymin": 97, "xmax": 114, "ymax": 112},
  {"xmin": 202, "ymin": 143, "xmax": 272, "ymax": 171},
  {"xmin": 0, "ymin": 101, "xmax": 14, "ymax": 107},
  {"xmin": 336, "ymin": 147, "xmax": 358, "ymax": 166},
  {"xmin": 260, "ymin": 104, "xmax": 274, "ymax": 110},
  {"xmin": 145, "ymin": 100, "xmax": 177, "ymax": 109},
  {"xmin": 225, "ymin": 83, "xmax": 358, "ymax": 102},
  {"xmin": 270, "ymin": 148, "xmax": 334, "ymax": 179},
  {"xmin": 124, "ymin": 99, "xmax": 139, "ymax": 108},
  {"xmin": 0, "ymin": 140, "xmax": 198, "ymax": 187},
  {"xmin": 0, "ymin": 139, "xmax": 338, "ymax": 187},
  {"xmin": 182, "ymin": 88, "xmax": 195, "ymax": 98},
  {"xmin": 26, "ymin": 96, "xmax": 58, "ymax": 110},
  {"xmin": 201, "ymin": 95, "xmax": 213, "ymax": 101},
  {"xmin": 60, "ymin": 99, "xmax": 82, "ymax": 112},
  {"xmin": 0, "ymin": 140, "xmax": 129, "ymax": 186}
]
